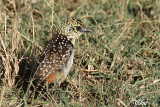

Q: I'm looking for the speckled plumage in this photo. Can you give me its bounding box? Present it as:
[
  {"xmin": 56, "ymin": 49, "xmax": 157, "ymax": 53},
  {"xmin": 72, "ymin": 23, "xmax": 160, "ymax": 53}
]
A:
[{"xmin": 35, "ymin": 18, "xmax": 92, "ymax": 85}]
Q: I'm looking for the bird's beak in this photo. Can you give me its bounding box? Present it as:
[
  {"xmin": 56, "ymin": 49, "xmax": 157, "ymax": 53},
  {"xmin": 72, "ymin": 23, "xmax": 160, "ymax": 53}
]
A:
[{"xmin": 79, "ymin": 27, "xmax": 93, "ymax": 33}]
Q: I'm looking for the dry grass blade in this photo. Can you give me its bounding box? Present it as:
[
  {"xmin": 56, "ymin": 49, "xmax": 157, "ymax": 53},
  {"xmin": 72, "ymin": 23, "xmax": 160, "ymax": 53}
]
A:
[
  {"xmin": 116, "ymin": 98, "xmax": 127, "ymax": 107},
  {"xmin": 0, "ymin": 86, "xmax": 6, "ymax": 107},
  {"xmin": 0, "ymin": 36, "xmax": 14, "ymax": 88},
  {"xmin": 18, "ymin": 32, "xmax": 43, "ymax": 51}
]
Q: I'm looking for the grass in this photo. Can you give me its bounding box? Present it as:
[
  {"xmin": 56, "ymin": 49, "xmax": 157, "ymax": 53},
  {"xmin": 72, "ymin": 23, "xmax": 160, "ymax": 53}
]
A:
[{"xmin": 0, "ymin": 0, "xmax": 160, "ymax": 106}]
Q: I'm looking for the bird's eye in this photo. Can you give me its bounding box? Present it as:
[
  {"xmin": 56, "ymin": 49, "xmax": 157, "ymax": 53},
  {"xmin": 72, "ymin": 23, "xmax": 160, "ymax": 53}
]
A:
[{"xmin": 75, "ymin": 26, "xmax": 82, "ymax": 31}]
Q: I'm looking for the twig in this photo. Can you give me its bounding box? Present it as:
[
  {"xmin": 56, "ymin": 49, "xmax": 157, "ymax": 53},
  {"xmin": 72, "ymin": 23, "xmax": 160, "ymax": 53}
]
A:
[
  {"xmin": 80, "ymin": 69, "xmax": 99, "ymax": 72},
  {"xmin": 18, "ymin": 31, "xmax": 43, "ymax": 51}
]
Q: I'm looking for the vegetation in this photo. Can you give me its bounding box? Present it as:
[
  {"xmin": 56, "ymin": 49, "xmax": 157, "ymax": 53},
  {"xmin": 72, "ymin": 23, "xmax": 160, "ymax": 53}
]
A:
[{"xmin": 0, "ymin": 0, "xmax": 160, "ymax": 106}]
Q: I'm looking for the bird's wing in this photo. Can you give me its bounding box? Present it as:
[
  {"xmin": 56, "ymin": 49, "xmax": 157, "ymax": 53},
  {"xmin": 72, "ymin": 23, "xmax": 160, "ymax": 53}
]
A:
[{"xmin": 34, "ymin": 34, "xmax": 74, "ymax": 81}]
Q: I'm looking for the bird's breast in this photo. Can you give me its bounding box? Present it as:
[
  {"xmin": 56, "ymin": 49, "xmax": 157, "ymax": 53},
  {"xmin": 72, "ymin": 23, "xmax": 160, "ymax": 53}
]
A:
[{"xmin": 63, "ymin": 49, "xmax": 75, "ymax": 77}]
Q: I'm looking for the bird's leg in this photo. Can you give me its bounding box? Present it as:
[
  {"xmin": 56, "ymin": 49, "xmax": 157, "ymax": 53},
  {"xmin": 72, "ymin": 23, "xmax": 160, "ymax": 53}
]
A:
[{"xmin": 48, "ymin": 74, "xmax": 55, "ymax": 84}]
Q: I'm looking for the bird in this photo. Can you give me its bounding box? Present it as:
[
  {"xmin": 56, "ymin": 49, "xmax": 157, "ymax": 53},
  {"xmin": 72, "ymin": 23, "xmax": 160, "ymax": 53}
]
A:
[{"xmin": 34, "ymin": 18, "xmax": 92, "ymax": 85}]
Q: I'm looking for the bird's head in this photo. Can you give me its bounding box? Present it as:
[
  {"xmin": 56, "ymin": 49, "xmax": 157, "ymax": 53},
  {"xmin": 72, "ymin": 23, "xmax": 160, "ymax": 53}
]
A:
[{"xmin": 55, "ymin": 18, "xmax": 92, "ymax": 44}]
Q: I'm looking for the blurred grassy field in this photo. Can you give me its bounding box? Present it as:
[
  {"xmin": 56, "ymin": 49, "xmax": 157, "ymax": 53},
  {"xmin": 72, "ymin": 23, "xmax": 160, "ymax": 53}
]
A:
[{"xmin": 0, "ymin": 0, "xmax": 160, "ymax": 106}]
